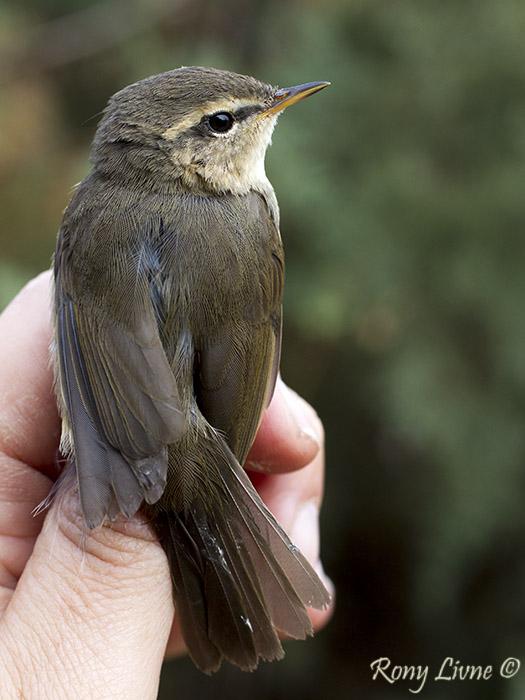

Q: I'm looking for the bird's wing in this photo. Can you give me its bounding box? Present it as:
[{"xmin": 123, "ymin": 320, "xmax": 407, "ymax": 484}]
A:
[
  {"xmin": 55, "ymin": 211, "xmax": 186, "ymax": 527},
  {"xmin": 196, "ymin": 216, "xmax": 284, "ymax": 465}
]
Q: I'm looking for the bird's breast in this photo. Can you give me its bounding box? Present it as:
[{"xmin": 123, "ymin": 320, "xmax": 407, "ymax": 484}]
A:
[{"xmin": 157, "ymin": 190, "xmax": 279, "ymax": 340}]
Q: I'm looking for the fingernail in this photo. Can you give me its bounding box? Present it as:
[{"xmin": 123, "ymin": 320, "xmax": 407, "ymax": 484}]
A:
[
  {"xmin": 282, "ymin": 382, "xmax": 321, "ymax": 451},
  {"xmin": 245, "ymin": 459, "xmax": 273, "ymax": 473}
]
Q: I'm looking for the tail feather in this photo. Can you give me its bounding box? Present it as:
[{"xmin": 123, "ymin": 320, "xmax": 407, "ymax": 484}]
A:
[
  {"xmin": 160, "ymin": 513, "xmax": 222, "ymax": 673},
  {"xmin": 224, "ymin": 463, "xmax": 330, "ymax": 609},
  {"xmin": 201, "ymin": 505, "xmax": 284, "ymax": 664},
  {"xmin": 216, "ymin": 471, "xmax": 314, "ymax": 639},
  {"xmin": 195, "ymin": 504, "xmax": 259, "ymax": 670},
  {"xmin": 151, "ymin": 431, "xmax": 330, "ymax": 673}
]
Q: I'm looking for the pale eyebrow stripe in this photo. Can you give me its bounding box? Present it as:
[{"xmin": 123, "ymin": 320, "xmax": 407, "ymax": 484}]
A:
[{"xmin": 161, "ymin": 98, "xmax": 263, "ymax": 140}]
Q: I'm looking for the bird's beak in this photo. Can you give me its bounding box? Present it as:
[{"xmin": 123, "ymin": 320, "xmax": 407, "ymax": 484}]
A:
[{"xmin": 259, "ymin": 81, "xmax": 330, "ymax": 117}]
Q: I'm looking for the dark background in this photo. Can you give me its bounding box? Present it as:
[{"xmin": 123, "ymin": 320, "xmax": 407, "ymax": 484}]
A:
[{"xmin": 2, "ymin": 1, "xmax": 525, "ymax": 698}]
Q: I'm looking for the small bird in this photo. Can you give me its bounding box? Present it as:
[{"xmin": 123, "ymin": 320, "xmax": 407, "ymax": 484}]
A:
[{"xmin": 51, "ymin": 66, "xmax": 330, "ymax": 673}]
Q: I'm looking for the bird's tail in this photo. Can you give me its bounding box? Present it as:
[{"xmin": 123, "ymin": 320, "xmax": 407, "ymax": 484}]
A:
[{"xmin": 151, "ymin": 430, "xmax": 330, "ymax": 673}]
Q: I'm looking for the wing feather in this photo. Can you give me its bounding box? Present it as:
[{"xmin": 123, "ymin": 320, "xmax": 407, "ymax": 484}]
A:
[
  {"xmin": 196, "ymin": 234, "xmax": 284, "ymax": 464},
  {"xmin": 55, "ymin": 217, "xmax": 186, "ymax": 525}
]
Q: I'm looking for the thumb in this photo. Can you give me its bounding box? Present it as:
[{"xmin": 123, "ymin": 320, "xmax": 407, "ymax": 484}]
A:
[{"xmin": 1, "ymin": 491, "xmax": 173, "ymax": 700}]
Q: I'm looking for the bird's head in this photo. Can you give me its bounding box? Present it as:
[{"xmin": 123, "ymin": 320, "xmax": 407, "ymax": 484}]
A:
[{"xmin": 92, "ymin": 66, "xmax": 329, "ymax": 194}]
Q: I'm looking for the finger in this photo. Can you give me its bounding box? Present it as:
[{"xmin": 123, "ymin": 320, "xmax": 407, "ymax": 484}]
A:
[
  {"xmin": 1, "ymin": 491, "xmax": 173, "ymax": 699},
  {"xmin": 0, "ymin": 273, "xmax": 60, "ymax": 615},
  {"xmin": 0, "ymin": 271, "xmax": 60, "ymax": 476},
  {"xmin": 246, "ymin": 377, "xmax": 322, "ymax": 474}
]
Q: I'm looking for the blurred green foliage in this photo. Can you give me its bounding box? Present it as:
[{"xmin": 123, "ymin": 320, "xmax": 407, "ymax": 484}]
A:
[{"xmin": 2, "ymin": 0, "xmax": 525, "ymax": 697}]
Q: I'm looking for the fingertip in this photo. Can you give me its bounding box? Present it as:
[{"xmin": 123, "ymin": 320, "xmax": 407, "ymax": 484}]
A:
[
  {"xmin": 4, "ymin": 271, "xmax": 52, "ymax": 318},
  {"xmin": 246, "ymin": 378, "xmax": 322, "ymax": 474}
]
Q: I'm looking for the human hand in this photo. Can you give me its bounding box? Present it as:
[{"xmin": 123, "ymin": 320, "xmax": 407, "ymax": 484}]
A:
[{"xmin": 0, "ymin": 272, "xmax": 333, "ymax": 699}]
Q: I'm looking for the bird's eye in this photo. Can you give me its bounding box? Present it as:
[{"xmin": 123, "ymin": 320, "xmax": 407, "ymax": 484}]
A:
[{"xmin": 207, "ymin": 112, "xmax": 235, "ymax": 134}]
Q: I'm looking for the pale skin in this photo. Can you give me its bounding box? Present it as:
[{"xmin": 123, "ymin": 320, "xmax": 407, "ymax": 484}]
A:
[{"xmin": 0, "ymin": 272, "xmax": 333, "ymax": 699}]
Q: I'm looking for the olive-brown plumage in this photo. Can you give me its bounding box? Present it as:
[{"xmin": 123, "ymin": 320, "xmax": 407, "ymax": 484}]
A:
[{"xmin": 52, "ymin": 66, "xmax": 330, "ymax": 672}]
